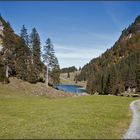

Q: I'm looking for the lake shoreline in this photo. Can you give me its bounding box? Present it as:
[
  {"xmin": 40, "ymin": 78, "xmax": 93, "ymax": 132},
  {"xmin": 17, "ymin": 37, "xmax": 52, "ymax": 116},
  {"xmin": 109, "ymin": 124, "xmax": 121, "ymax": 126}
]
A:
[{"xmin": 55, "ymin": 84, "xmax": 88, "ymax": 95}]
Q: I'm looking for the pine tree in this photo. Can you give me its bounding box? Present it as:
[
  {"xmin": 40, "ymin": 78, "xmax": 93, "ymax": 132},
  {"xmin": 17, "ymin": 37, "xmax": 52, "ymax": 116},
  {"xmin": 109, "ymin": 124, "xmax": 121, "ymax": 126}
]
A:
[
  {"xmin": 0, "ymin": 17, "xmax": 6, "ymax": 82},
  {"xmin": 104, "ymin": 66, "xmax": 124, "ymax": 95},
  {"xmin": 101, "ymin": 74, "xmax": 104, "ymax": 94},
  {"xmin": 67, "ymin": 72, "xmax": 70, "ymax": 78},
  {"xmin": 115, "ymin": 68, "xmax": 125, "ymax": 95},
  {"xmin": 30, "ymin": 28, "xmax": 42, "ymax": 82},
  {"xmin": 0, "ymin": 16, "xmax": 45, "ymax": 84},
  {"xmin": 43, "ymin": 38, "xmax": 60, "ymax": 87},
  {"xmin": 20, "ymin": 25, "xmax": 29, "ymax": 47},
  {"xmin": 105, "ymin": 74, "xmax": 111, "ymax": 95},
  {"xmin": 26, "ymin": 58, "xmax": 37, "ymax": 83},
  {"xmin": 15, "ymin": 38, "xmax": 28, "ymax": 80},
  {"xmin": 2, "ymin": 21, "xmax": 17, "ymax": 79},
  {"xmin": 20, "ymin": 25, "xmax": 33, "ymax": 82},
  {"xmin": 125, "ymin": 67, "xmax": 136, "ymax": 89},
  {"xmin": 107, "ymin": 67, "xmax": 116, "ymax": 95},
  {"xmin": 104, "ymin": 66, "xmax": 116, "ymax": 95},
  {"xmin": 50, "ymin": 68, "xmax": 60, "ymax": 85},
  {"xmin": 86, "ymin": 76, "xmax": 97, "ymax": 94}
]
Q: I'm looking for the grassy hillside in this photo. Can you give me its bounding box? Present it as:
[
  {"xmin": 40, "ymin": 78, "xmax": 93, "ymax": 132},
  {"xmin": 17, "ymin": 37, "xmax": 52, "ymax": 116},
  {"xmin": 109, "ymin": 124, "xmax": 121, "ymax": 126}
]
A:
[
  {"xmin": 60, "ymin": 71, "xmax": 87, "ymax": 88},
  {"xmin": 0, "ymin": 79, "xmax": 138, "ymax": 139},
  {"xmin": 1, "ymin": 77, "xmax": 73, "ymax": 99}
]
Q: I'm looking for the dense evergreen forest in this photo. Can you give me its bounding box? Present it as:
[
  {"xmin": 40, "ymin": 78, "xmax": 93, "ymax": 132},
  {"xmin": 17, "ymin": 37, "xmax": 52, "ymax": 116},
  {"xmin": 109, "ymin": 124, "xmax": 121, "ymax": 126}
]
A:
[
  {"xmin": 0, "ymin": 15, "xmax": 60, "ymax": 86},
  {"xmin": 77, "ymin": 15, "xmax": 140, "ymax": 95}
]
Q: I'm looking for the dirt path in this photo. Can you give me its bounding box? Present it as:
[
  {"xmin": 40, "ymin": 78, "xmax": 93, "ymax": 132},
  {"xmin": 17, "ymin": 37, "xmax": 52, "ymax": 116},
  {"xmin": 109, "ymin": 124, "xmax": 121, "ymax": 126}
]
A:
[{"xmin": 123, "ymin": 99, "xmax": 140, "ymax": 139}]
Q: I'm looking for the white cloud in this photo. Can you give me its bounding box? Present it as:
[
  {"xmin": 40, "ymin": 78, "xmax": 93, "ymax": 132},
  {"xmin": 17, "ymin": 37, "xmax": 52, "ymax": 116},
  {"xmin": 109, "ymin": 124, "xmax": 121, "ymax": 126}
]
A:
[{"xmin": 54, "ymin": 43, "xmax": 105, "ymax": 68}]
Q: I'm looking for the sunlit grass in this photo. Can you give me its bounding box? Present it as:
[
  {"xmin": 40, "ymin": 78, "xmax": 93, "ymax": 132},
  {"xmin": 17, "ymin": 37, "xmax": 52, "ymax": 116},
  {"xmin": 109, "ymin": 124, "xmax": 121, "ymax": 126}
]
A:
[{"xmin": 0, "ymin": 84, "xmax": 138, "ymax": 139}]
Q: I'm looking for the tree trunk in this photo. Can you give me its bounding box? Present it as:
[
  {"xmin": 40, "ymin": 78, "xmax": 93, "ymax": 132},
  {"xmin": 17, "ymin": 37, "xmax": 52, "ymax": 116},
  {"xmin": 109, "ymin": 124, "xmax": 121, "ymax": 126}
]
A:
[
  {"xmin": 46, "ymin": 64, "xmax": 48, "ymax": 91},
  {"xmin": 6, "ymin": 65, "xmax": 9, "ymax": 78}
]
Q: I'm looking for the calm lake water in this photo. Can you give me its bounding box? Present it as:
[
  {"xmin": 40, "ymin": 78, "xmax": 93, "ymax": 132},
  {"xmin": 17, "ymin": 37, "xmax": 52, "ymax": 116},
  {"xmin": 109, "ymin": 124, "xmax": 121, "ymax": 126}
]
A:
[{"xmin": 55, "ymin": 84, "xmax": 86, "ymax": 94}]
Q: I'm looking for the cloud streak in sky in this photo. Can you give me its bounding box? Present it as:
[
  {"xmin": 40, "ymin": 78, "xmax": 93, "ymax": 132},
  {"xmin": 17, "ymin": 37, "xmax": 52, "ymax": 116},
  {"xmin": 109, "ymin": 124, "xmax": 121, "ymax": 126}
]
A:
[
  {"xmin": 54, "ymin": 44, "xmax": 105, "ymax": 68},
  {"xmin": 52, "ymin": 31, "xmax": 119, "ymax": 68}
]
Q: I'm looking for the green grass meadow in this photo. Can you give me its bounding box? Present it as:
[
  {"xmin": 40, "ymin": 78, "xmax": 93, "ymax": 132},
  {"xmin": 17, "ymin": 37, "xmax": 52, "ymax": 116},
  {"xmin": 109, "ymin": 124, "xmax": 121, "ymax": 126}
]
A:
[{"xmin": 0, "ymin": 84, "xmax": 138, "ymax": 139}]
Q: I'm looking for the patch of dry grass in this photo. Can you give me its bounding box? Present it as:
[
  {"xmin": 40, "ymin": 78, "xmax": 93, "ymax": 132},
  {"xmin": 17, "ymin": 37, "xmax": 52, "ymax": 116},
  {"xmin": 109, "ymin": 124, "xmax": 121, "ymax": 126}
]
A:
[
  {"xmin": 1, "ymin": 77, "xmax": 73, "ymax": 99},
  {"xmin": 60, "ymin": 71, "xmax": 87, "ymax": 88}
]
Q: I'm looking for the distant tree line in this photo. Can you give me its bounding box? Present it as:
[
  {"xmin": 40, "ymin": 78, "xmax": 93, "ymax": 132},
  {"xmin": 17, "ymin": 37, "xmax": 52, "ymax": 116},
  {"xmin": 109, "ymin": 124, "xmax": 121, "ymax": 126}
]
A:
[
  {"xmin": 60, "ymin": 66, "xmax": 77, "ymax": 73},
  {"xmin": 77, "ymin": 15, "xmax": 140, "ymax": 95},
  {"xmin": 0, "ymin": 15, "xmax": 60, "ymax": 86}
]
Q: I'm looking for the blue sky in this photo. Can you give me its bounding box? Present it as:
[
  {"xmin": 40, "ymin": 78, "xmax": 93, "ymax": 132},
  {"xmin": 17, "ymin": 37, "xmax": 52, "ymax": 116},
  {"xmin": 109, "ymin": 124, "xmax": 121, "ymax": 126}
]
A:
[{"xmin": 0, "ymin": 1, "xmax": 140, "ymax": 68}]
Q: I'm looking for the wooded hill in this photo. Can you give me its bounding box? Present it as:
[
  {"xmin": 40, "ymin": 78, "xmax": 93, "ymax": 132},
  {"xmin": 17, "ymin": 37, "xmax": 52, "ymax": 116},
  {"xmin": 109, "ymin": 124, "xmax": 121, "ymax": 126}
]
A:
[
  {"xmin": 0, "ymin": 15, "xmax": 60, "ymax": 85},
  {"xmin": 60, "ymin": 66, "xmax": 77, "ymax": 73},
  {"xmin": 77, "ymin": 15, "xmax": 140, "ymax": 95}
]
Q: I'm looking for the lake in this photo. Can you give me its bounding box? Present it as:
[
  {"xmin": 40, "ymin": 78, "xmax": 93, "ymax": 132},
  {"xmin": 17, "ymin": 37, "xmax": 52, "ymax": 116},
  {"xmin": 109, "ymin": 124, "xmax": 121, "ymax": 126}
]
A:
[{"xmin": 55, "ymin": 84, "xmax": 86, "ymax": 94}]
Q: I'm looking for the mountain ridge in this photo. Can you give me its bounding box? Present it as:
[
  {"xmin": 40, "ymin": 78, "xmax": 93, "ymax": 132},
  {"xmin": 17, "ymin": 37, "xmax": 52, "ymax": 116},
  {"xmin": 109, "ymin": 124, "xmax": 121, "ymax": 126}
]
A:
[{"xmin": 77, "ymin": 15, "xmax": 140, "ymax": 95}]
